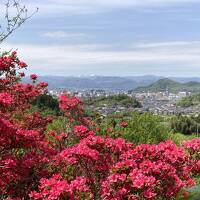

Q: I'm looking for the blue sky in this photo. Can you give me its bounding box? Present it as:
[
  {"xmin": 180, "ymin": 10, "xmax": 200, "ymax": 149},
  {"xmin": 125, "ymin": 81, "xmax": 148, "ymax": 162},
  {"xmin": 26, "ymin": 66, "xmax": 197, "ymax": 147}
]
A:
[{"xmin": 2, "ymin": 0, "xmax": 200, "ymax": 77}]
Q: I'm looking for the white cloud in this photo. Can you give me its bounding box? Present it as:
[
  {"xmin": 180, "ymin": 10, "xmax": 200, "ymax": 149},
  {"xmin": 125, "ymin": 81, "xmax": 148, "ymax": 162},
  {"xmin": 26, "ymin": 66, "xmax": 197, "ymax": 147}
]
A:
[
  {"xmin": 1, "ymin": 40, "xmax": 200, "ymax": 76},
  {"xmin": 135, "ymin": 41, "xmax": 200, "ymax": 48},
  {"xmin": 41, "ymin": 31, "xmax": 87, "ymax": 39}
]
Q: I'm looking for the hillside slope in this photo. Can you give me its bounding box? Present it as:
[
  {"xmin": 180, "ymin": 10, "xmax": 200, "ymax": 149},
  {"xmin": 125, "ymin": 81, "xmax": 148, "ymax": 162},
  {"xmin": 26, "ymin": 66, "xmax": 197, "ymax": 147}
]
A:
[{"xmin": 134, "ymin": 78, "xmax": 200, "ymax": 93}]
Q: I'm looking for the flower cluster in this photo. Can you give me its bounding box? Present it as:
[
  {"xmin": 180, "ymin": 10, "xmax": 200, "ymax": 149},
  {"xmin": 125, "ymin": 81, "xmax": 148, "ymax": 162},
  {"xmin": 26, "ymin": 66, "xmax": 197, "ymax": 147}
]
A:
[
  {"xmin": 0, "ymin": 92, "xmax": 14, "ymax": 106},
  {"xmin": 120, "ymin": 121, "xmax": 128, "ymax": 128},
  {"xmin": 59, "ymin": 94, "xmax": 84, "ymax": 123},
  {"xmin": 0, "ymin": 51, "xmax": 26, "ymax": 71},
  {"xmin": 0, "ymin": 52, "xmax": 51, "ymax": 198},
  {"xmin": 30, "ymin": 73, "xmax": 38, "ymax": 80},
  {"xmin": 184, "ymin": 139, "xmax": 200, "ymax": 153},
  {"xmin": 73, "ymin": 125, "xmax": 94, "ymax": 138},
  {"xmin": 183, "ymin": 139, "xmax": 200, "ymax": 175},
  {"xmin": 59, "ymin": 95, "xmax": 82, "ymax": 112},
  {"xmin": 29, "ymin": 175, "xmax": 92, "ymax": 200},
  {"xmin": 102, "ymin": 141, "xmax": 195, "ymax": 199}
]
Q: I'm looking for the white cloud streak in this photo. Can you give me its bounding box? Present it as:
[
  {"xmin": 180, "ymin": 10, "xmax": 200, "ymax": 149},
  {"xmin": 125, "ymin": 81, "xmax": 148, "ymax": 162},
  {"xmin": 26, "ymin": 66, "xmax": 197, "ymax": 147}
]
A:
[
  {"xmin": 1, "ymin": 40, "xmax": 200, "ymax": 76},
  {"xmin": 135, "ymin": 41, "xmax": 200, "ymax": 48},
  {"xmin": 41, "ymin": 31, "xmax": 87, "ymax": 39}
]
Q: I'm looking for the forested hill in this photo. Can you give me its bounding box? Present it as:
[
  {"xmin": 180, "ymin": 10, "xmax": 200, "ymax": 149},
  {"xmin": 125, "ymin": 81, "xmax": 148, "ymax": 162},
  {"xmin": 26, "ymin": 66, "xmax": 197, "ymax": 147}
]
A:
[{"xmin": 134, "ymin": 78, "xmax": 200, "ymax": 93}]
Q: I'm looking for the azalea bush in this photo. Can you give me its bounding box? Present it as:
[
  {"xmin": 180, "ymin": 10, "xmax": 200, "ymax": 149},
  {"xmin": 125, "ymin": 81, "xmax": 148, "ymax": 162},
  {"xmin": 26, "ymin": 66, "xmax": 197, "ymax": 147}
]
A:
[{"xmin": 0, "ymin": 51, "xmax": 200, "ymax": 200}]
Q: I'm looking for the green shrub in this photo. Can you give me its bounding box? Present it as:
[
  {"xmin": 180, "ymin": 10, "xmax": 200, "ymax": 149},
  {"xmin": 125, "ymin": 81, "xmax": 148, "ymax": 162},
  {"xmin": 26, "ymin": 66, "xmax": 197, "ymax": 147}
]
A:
[
  {"xmin": 47, "ymin": 117, "xmax": 70, "ymax": 133},
  {"xmin": 32, "ymin": 94, "xmax": 60, "ymax": 115},
  {"xmin": 84, "ymin": 94, "xmax": 141, "ymax": 108},
  {"xmin": 124, "ymin": 112, "xmax": 170, "ymax": 144},
  {"xmin": 171, "ymin": 115, "xmax": 200, "ymax": 135}
]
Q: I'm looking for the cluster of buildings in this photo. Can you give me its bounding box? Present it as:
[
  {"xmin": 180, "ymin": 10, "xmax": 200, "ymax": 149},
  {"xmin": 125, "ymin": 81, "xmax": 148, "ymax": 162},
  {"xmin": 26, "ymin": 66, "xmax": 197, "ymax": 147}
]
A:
[
  {"xmin": 132, "ymin": 91, "xmax": 191, "ymax": 101},
  {"xmin": 87, "ymin": 104, "xmax": 135, "ymax": 116},
  {"xmin": 130, "ymin": 90, "xmax": 198, "ymax": 115},
  {"xmin": 49, "ymin": 89, "xmax": 123, "ymax": 98},
  {"xmin": 49, "ymin": 89, "xmax": 199, "ymax": 116}
]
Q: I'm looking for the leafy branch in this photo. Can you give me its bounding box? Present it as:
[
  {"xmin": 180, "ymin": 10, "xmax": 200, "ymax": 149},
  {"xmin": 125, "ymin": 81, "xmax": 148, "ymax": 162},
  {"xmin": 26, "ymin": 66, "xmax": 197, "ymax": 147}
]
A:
[{"xmin": 0, "ymin": 0, "xmax": 38, "ymax": 44}]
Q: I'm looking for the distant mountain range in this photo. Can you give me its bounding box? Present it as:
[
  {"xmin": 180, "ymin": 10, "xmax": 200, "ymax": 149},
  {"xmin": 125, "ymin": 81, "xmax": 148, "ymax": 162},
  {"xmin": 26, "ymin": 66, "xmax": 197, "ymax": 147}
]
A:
[
  {"xmin": 24, "ymin": 75, "xmax": 161, "ymax": 91},
  {"xmin": 134, "ymin": 78, "xmax": 200, "ymax": 93},
  {"xmin": 23, "ymin": 75, "xmax": 200, "ymax": 92}
]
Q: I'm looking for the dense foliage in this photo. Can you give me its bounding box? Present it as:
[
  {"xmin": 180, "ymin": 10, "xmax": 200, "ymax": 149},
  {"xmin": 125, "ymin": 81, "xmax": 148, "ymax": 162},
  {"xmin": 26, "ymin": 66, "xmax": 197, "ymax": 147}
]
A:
[
  {"xmin": 0, "ymin": 52, "xmax": 200, "ymax": 200},
  {"xmin": 93, "ymin": 112, "xmax": 169, "ymax": 145},
  {"xmin": 85, "ymin": 94, "xmax": 142, "ymax": 108},
  {"xmin": 32, "ymin": 94, "xmax": 60, "ymax": 114},
  {"xmin": 124, "ymin": 112, "xmax": 169, "ymax": 144},
  {"xmin": 171, "ymin": 114, "xmax": 200, "ymax": 135}
]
